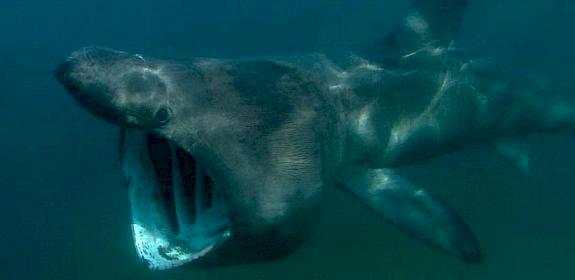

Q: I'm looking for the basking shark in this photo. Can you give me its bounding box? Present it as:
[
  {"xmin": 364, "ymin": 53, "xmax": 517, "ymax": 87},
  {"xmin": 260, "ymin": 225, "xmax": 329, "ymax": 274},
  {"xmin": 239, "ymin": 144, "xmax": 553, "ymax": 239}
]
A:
[{"xmin": 55, "ymin": 0, "xmax": 575, "ymax": 270}]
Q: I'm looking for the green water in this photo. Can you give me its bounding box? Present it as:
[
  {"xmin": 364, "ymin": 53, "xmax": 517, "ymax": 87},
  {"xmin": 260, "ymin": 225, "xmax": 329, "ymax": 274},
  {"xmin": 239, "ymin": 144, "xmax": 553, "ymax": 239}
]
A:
[{"xmin": 2, "ymin": 0, "xmax": 575, "ymax": 279}]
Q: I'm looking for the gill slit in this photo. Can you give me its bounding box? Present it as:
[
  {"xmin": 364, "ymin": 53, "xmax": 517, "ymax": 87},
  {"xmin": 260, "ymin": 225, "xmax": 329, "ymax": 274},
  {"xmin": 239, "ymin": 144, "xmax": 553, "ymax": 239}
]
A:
[{"xmin": 170, "ymin": 143, "xmax": 194, "ymax": 233}]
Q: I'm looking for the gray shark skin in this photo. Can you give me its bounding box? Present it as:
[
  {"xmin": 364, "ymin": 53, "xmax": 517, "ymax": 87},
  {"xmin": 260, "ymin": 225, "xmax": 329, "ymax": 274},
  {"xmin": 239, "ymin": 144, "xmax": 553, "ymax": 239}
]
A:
[{"xmin": 55, "ymin": 0, "xmax": 575, "ymax": 270}]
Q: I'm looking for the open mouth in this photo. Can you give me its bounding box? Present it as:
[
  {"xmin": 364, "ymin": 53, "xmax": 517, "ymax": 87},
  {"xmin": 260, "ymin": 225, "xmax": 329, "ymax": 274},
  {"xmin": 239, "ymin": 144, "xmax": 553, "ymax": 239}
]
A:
[{"xmin": 121, "ymin": 129, "xmax": 231, "ymax": 270}]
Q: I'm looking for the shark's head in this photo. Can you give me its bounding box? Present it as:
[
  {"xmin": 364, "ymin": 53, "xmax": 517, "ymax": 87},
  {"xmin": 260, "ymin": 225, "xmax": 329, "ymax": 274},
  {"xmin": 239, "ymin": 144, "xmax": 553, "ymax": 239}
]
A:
[
  {"xmin": 55, "ymin": 47, "xmax": 175, "ymax": 128},
  {"xmin": 56, "ymin": 47, "xmax": 328, "ymax": 269}
]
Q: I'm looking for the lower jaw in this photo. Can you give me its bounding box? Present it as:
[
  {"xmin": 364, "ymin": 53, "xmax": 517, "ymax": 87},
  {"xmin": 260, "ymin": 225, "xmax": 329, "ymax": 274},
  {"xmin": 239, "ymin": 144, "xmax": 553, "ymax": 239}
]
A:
[{"xmin": 121, "ymin": 128, "xmax": 231, "ymax": 270}]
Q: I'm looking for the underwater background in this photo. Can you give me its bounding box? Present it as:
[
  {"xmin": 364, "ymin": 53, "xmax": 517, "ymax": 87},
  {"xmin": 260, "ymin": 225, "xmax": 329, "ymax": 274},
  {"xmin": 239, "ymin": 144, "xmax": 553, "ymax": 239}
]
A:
[{"xmin": 2, "ymin": 0, "xmax": 575, "ymax": 279}]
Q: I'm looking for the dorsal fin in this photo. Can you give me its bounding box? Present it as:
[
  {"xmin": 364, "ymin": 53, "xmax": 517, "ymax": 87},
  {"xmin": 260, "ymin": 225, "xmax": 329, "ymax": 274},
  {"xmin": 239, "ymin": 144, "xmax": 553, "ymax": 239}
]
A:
[
  {"xmin": 409, "ymin": 0, "xmax": 468, "ymax": 45},
  {"xmin": 362, "ymin": 0, "xmax": 468, "ymax": 65}
]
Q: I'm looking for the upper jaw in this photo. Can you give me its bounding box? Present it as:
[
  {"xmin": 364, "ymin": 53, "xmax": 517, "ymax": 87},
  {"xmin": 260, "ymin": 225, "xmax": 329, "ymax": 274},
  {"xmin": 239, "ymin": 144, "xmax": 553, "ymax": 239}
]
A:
[{"xmin": 121, "ymin": 128, "xmax": 232, "ymax": 269}]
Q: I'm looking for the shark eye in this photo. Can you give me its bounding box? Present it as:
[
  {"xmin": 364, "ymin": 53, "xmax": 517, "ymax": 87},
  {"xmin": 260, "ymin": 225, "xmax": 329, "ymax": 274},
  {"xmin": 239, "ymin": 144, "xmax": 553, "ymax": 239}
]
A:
[{"xmin": 154, "ymin": 107, "xmax": 172, "ymax": 124}]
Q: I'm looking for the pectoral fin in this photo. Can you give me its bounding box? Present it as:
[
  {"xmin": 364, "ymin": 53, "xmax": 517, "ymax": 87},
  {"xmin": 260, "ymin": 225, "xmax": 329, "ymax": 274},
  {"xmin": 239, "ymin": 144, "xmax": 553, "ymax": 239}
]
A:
[{"xmin": 338, "ymin": 166, "xmax": 482, "ymax": 263}]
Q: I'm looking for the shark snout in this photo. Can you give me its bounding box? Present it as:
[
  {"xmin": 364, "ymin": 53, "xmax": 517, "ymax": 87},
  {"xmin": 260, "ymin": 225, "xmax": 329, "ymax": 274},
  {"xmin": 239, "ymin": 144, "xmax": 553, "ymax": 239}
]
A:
[
  {"xmin": 55, "ymin": 57, "xmax": 80, "ymax": 93},
  {"xmin": 55, "ymin": 47, "xmax": 118, "ymax": 90},
  {"xmin": 55, "ymin": 47, "xmax": 126, "ymax": 124},
  {"xmin": 56, "ymin": 46, "xmax": 175, "ymax": 128}
]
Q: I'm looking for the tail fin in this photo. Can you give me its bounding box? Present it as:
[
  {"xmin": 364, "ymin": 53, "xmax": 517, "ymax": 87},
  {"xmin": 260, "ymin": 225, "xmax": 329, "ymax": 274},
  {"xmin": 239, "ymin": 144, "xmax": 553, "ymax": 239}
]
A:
[{"xmin": 363, "ymin": 0, "xmax": 468, "ymax": 65}]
